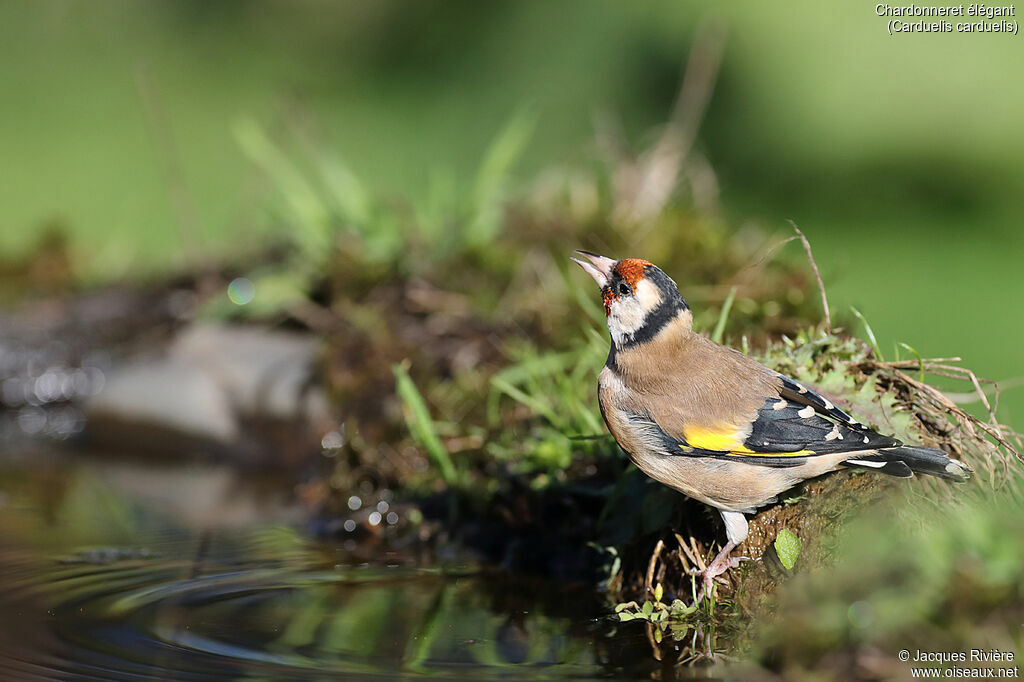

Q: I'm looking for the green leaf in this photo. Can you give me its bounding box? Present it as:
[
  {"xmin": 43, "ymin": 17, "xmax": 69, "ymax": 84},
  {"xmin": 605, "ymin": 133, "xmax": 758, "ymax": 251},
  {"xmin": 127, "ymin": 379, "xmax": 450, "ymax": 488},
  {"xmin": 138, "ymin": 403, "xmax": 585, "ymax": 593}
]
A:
[
  {"xmin": 641, "ymin": 601, "xmax": 654, "ymax": 617},
  {"xmin": 670, "ymin": 599, "xmax": 697, "ymax": 618},
  {"xmin": 775, "ymin": 528, "xmax": 802, "ymax": 570},
  {"xmin": 654, "ymin": 582, "xmax": 663, "ymax": 603},
  {"xmin": 618, "ymin": 612, "xmax": 635, "ymax": 622}
]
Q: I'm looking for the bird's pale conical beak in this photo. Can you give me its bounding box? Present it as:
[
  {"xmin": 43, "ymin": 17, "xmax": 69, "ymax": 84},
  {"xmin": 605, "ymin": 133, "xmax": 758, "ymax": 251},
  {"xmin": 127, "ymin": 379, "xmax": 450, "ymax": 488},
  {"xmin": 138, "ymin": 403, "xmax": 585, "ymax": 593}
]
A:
[{"xmin": 570, "ymin": 250, "xmax": 616, "ymax": 288}]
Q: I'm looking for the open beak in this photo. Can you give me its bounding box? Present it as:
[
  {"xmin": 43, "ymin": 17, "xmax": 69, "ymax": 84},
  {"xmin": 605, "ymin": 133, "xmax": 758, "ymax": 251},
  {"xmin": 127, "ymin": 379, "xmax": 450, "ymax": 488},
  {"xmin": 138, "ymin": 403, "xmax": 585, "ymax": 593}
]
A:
[{"xmin": 570, "ymin": 250, "xmax": 616, "ymax": 288}]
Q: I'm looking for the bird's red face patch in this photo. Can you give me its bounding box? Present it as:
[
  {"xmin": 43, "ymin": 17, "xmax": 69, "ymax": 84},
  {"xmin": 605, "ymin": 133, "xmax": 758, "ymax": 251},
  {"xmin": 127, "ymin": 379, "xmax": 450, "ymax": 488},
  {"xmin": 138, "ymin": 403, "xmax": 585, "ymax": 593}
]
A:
[
  {"xmin": 615, "ymin": 259, "xmax": 651, "ymax": 289},
  {"xmin": 602, "ymin": 288, "xmax": 615, "ymax": 314}
]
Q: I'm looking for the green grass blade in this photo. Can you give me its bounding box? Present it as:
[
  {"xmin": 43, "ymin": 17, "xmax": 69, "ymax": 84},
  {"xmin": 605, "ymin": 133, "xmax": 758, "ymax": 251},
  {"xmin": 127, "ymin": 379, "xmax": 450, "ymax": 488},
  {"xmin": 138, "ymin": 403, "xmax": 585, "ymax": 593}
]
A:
[
  {"xmin": 466, "ymin": 107, "xmax": 537, "ymax": 247},
  {"xmin": 850, "ymin": 306, "xmax": 883, "ymax": 361},
  {"xmin": 233, "ymin": 117, "xmax": 331, "ymax": 263},
  {"xmin": 393, "ymin": 362, "xmax": 457, "ymax": 485},
  {"xmin": 402, "ymin": 582, "xmax": 453, "ymax": 672},
  {"xmin": 711, "ymin": 286, "xmax": 738, "ymax": 344},
  {"xmin": 490, "ymin": 376, "xmax": 561, "ymax": 427},
  {"xmin": 898, "ymin": 341, "xmax": 925, "ymax": 383}
]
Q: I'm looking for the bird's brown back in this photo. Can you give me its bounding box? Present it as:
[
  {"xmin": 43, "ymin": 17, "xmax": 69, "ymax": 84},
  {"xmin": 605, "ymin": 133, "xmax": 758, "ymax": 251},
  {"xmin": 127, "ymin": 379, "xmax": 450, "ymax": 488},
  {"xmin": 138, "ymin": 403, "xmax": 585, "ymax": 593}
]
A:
[{"xmin": 606, "ymin": 312, "xmax": 781, "ymax": 440}]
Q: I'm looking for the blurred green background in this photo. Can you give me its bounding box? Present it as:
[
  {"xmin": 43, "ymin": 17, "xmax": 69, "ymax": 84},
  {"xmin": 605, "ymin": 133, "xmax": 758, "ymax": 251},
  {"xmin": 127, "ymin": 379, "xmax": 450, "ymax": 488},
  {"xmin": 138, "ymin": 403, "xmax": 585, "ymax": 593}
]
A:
[{"xmin": 4, "ymin": 0, "xmax": 1022, "ymax": 425}]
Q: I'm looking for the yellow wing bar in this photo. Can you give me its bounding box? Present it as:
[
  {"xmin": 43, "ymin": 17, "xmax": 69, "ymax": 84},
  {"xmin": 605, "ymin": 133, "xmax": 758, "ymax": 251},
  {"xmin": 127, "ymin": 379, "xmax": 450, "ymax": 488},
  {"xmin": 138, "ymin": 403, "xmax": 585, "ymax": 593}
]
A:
[{"xmin": 682, "ymin": 424, "xmax": 813, "ymax": 457}]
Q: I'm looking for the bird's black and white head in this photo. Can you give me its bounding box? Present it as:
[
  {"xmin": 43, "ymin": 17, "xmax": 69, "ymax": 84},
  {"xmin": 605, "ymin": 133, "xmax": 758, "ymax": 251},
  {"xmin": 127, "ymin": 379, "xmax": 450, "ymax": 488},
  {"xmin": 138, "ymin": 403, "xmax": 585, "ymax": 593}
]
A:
[{"xmin": 571, "ymin": 251, "xmax": 689, "ymax": 349}]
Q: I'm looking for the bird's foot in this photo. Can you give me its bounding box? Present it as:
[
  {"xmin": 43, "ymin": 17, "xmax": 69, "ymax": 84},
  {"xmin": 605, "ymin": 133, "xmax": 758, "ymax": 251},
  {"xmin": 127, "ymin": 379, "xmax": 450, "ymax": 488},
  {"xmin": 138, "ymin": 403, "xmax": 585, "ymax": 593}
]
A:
[{"xmin": 688, "ymin": 541, "xmax": 749, "ymax": 603}]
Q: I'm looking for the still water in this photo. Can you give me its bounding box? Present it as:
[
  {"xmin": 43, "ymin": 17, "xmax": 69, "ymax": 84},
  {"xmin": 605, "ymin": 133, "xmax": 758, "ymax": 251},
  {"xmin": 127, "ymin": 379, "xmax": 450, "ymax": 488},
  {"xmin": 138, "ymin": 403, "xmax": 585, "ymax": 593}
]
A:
[{"xmin": 0, "ymin": 449, "xmax": 673, "ymax": 681}]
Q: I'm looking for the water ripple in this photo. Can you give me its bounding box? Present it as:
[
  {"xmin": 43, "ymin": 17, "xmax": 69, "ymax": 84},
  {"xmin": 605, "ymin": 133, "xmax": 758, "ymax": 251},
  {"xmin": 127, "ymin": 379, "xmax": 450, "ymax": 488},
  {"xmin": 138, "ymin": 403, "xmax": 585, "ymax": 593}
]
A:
[{"xmin": 0, "ymin": 550, "xmax": 642, "ymax": 680}]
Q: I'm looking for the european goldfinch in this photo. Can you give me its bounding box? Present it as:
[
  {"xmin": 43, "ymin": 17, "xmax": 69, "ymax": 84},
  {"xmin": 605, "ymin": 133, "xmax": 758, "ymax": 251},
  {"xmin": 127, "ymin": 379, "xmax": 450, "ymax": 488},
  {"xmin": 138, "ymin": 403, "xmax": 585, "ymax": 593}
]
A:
[{"xmin": 572, "ymin": 251, "xmax": 972, "ymax": 596}]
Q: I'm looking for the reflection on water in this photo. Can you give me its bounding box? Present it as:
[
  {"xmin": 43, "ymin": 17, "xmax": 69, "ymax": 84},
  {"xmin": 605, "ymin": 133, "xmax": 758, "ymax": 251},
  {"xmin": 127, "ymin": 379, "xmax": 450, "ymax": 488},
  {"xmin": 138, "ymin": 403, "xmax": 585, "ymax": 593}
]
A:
[
  {"xmin": 0, "ymin": 556, "xmax": 627, "ymax": 679},
  {"xmin": 0, "ymin": 450, "xmax": 665, "ymax": 681}
]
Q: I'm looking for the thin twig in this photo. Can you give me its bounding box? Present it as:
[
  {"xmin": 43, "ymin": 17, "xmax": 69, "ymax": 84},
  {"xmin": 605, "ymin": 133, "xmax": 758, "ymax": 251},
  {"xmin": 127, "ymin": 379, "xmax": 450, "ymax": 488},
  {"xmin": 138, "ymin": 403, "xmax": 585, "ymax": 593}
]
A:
[
  {"xmin": 991, "ymin": 381, "xmax": 1001, "ymax": 419},
  {"xmin": 690, "ymin": 535, "xmax": 708, "ymax": 572},
  {"xmin": 872, "ymin": 358, "xmax": 964, "ymax": 367},
  {"xmin": 645, "ymin": 538, "xmax": 665, "ymax": 598},
  {"xmin": 921, "ymin": 363, "xmax": 996, "ymax": 378},
  {"xmin": 646, "ymin": 622, "xmax": 663, "ymax": 661},
  {"xmin": 861, "ymin": 360, "xmax": 1021, "ymax": 462},
  {"xmin": 922, "ymin": 370, "xmax": 992, "ymax": 383},
  {"xmin": 963, "ymin": 366, "xmax": 1010, "ymax": 446},
  {"xmin": 738, "ymin": 234, "xmax": 798, "ymax": 276},
  {"xmin": 675, "ymin": 532, "xmax": 700, "ymax": 573},
  {"xmin": 789, "ymin": 220, "xmax": 831, "ymax": 333},
  {"xmin": 615, "ymin": 16, "xmax": 727, "ymax": 225},
  {"xmin": 898, "ymin": 359, "xmax": 1013, "ymax": 444}
]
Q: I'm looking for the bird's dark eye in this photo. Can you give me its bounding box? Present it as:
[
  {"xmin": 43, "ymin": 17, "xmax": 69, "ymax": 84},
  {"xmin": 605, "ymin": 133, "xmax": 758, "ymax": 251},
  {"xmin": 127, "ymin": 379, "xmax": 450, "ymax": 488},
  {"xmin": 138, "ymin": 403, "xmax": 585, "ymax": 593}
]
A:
[{"xmin": 617, "ymin": 282, "xmax": 631, "ymax": 297}]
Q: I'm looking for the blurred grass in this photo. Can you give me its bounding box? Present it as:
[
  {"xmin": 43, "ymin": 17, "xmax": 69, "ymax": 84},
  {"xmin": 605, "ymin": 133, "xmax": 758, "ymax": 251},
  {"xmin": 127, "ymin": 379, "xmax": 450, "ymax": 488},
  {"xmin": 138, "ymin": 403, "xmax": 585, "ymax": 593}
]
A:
[
  {"xmin": 750, "ymin": 488, "xmax": 1024, "ymax": 679},
  {"xmin": 3, "ymin": 0, "xmax": 1023, "ymax": 423}
]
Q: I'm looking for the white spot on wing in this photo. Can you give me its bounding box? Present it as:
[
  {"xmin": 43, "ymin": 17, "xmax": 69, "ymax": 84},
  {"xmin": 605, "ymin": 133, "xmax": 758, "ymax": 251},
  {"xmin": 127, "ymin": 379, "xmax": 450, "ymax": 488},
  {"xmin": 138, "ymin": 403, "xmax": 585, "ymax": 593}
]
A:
[
  {"xmin": 945, "ymin": 461, "xmax": 967, "ymax": 475},
  {"xmin": 823, "ymin": 399, "xmax": 834, "ymax": 410},
  {"xmin": 863, "ymin": 436, "xmax": 870, "ymax": 444},
  {"xmin": 847, "ymin": 459, "xmax": 885, "ymax": 468},
  {"xmin": 825, "ymin": 425, "xmax": 841, "ymax": 441},
  {"xmin": 797, "ymin": 405, "xmax": 815, "ymax": 419},
  {"xmin": 773, "ymin": 399, "xmax": 787, "ymax": 411}
]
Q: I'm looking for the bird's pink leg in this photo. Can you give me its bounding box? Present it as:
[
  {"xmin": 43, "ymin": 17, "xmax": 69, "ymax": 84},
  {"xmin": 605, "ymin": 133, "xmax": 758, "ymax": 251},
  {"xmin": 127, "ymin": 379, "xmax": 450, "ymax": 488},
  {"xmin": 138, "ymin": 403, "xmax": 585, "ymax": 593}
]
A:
[{"xmin": 690, "ymin": 540, "xmax": 749, "ymax": 602}]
